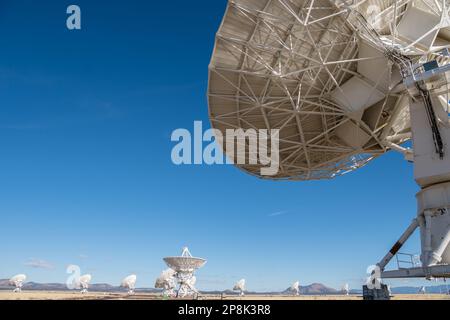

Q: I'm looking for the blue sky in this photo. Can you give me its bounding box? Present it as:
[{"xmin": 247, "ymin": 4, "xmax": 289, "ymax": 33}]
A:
[{"xmin": 0, "ymin": 0, "xmax": 439, "ymax": 291}]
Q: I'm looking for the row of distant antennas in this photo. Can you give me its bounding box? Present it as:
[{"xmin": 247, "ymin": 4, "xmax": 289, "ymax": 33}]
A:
[
  {"xmin": 8, "ymin": 247, "xmax": 201, "ymax": 296},
  {"xmin": 232, "ymin": 281, "xmax": 353, "ymax": 297},
  {"xmin": 73, "ymin": 274, "xmax": 137, "ymax": 294},
  {"xmin": 8, "ymin": 273, "xmax": 350, "ymax": 297},
  {"xmin": 9, "ymin": 273, "xmax": 136, "ymax": 295},
  {"xmin": 232, "ymin": 279, "xmax": 301, "ymax": 296},
  {"xmin": 154, "ymin": 268, "xmax": 200, "ymax": 298}
]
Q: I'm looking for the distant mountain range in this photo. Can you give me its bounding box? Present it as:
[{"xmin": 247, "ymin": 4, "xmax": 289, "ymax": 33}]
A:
[
  {"xmin": 282, "ymin": 283, "xmax": 338, "ymax": 295},
  {"xmin": 1, "ymin": 279, "xmax": 449, "ymax": 295},
  {"xmin": 0, "ymin": 280, "xmax": 338, "ymax": 294},
  {"xmin": 209, "ymin": 283, "xmax": 338, "ymax": 296},
  {"xmin": 0, "ymin": 279, "xmax": 159, "ymax": 293}
]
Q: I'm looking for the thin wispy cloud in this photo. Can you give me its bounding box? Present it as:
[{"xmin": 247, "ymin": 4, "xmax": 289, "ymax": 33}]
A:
[
  {"xmin": 267, "ymin": 210, "xmax": 289, "ymax": 217},
  {"xmin": 24, "ymin": 258, "xmax": 54, "ymax": 270}
]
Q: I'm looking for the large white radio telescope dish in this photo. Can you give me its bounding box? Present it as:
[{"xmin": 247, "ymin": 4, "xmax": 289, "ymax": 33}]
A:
[
  {"xmin": 162, "ymin": 247, "xmax": 206, "ymax": 298},
  {"xmin": 9, "ymin": 274, "xmax": 26, "ymax": 293},
  {"xmin": 164, "ymin": 247, "xmax": 207, "ymax": 271},
  {"xmin": 209, "ymin": 0, "xmax": 450, "ymax": 297},
  {"xmin": 208, "ymin": 0, "xmax": 449, "ymax": 180},
  {"xmin": 121, "ymin": 274, "xmax": 137, "ymax": 294}
]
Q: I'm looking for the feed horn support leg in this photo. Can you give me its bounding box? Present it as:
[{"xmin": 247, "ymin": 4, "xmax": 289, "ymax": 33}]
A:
[{"xmin": 377, "ymin": 219, "xmax": 419, "ymax": 271}]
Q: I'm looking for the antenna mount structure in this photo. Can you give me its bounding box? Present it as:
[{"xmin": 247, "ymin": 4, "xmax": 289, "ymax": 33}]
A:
[
  {"xmin": 233, "ymin": 279, "xmax": 246, "ymax": 296},
  {"xmin": 9, "ymin": 275, "xmax": 26, "ymax": 293},
  {"xmin": 155, "ymin": 269, "xmax": 177, "ymax": 297},
  {"xmin": 291, "ymin": 281, "xmax": 300, "ymax": 296},
  {"xmin": 163, "ymin": 247, "xmax": 206, "ymax": 298},
  {"xmin": 121, "ymin": 275, "xmax": 137, "ymax": 295},
  {"xmin": 78, "ymin": 275, "xmax": 92, "ymax": 294}
]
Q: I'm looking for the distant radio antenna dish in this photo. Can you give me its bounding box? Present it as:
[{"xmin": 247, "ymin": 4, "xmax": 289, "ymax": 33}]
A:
[
  {"xmin": 290, "ymin": 281, "xmax": 300, "ymax": 296},
  {"xmin": 163, "ymin": 247, "xmax": 206, "ymax": 298},
  {"xmin": 342, "ymin": 283, "xmax": 350, "ymax": 296},
  {"xmin": 233, "ymin": 279, "xmax": 246, "ymax": 296},
  {"xmin": 121, "ymin": 274, "xmax": 137, "ymax": 295},
  {"xmin": 155, "ymin": 268, "xmax": 177, "ymax": 297},
  {"xmin": 79, "ymin": 274, "xmax": 92, "ymax": 294},
  {"xmin": 9, "ymin": 274, "xmax": 26, "ymax": 293}
]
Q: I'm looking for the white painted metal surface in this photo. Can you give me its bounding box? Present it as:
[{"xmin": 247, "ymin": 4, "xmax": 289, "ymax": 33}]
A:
[
  {"xmin": 342, "ymin": 283, "xmax": 350, "ymax": 296},
  {"xmin": 291, "ymin": 281, "xmax": 300, "ymax": 295},
  {"xmin": 417, "ymin": 182, "xmax": 450, "ymax": 265},
  {"xmin": 233, "ymin": 279, "xmax": 246, "ymax": 296},
  {"xmin": 164, "ymin": 247, "xmax": 206, "ymax": 271},
  {"xmin": 78, "ymin": 274, "xmax": 92, "ymax": 294},
  {"xmin": 9, "ymin": 274, "xmax": 26, "ymax": 293},
  {"xmin": 210, "ymin": 0, "xmax": 450, "ymax": 281},
  {"xmin": 121, "ymin": 274, "xmax": 137, "ymax": 294},
  {"xmin": 163, "ymin": 247, "xmax": 206, "ymax": 297},
  {"xmin": 410, "ymin": 98, "xmax": 450, "ymax": 187},
  {"xmin": 208, "ymin": 0, "xmax": 431, "ymax": 180},
  {"xmin": 155, "ymin": 268, "xmax": 177, "ymax": 297}
]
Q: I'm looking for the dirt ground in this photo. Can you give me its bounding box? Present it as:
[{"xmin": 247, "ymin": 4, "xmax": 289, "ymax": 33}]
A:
[{"xmin": 0, "ymin": 291, "xmax": 449, "ymax": 300}]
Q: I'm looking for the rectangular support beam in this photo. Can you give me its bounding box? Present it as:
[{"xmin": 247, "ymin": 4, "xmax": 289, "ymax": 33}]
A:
[{"xmin": 381, "ymin": 264, "xmax": 450, "ymax": 279}]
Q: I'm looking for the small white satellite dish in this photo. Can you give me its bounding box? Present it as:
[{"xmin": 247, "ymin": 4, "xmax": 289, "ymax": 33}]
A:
[
  {"xmin": 342, "ymin": 283, "xmax": 350, "ymax": 296},
  {"xmin": 155, "ymin": 268, "xmax": 177, "ymax": 297},
  {"xmin": 79, "ymin": 274, "xmax": 92, "ymax": 294},
  {"xmin": 290, "ymin": 281, "xmax": 300, "ymax": 296},
  {"xmin": 121, "ymin": 274, "xmax": 137, "ymax": 295},
  {"xmin": 233, "ymin": 279, "xmax": 246, "ymax": 296},
  {"xmin": 9, "ymin": 274, "xmax": 26, "ymax": 293}
]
